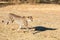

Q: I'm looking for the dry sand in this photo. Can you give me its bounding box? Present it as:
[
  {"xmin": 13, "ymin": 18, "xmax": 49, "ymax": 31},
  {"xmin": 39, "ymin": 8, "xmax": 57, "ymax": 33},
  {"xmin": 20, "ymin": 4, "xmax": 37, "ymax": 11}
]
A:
[{"xmin": 0, "ymin": 4, "xmax": 60, "ymax": 40}]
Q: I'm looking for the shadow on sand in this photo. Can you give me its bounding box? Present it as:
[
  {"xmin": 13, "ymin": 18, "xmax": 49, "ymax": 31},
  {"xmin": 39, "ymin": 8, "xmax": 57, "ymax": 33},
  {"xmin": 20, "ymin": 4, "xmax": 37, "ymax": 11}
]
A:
[{"xmin": 28, "ymin": 26, "xmax": 57, "ymax": 34}]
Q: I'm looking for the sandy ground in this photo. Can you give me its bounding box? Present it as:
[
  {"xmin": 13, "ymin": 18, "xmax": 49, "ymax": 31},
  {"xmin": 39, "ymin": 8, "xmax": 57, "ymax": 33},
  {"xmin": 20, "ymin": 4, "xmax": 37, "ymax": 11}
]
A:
[{"xmin": 0, "ymin": 4, "xmax": 60, "ymax": 40}]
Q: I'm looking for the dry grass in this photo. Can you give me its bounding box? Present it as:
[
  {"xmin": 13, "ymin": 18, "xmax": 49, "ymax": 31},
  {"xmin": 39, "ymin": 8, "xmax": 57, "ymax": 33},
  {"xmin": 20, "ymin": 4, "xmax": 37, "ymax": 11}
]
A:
[{"xmin": 0, "ymin": 4, "xmax": 60, "ymax": 40}]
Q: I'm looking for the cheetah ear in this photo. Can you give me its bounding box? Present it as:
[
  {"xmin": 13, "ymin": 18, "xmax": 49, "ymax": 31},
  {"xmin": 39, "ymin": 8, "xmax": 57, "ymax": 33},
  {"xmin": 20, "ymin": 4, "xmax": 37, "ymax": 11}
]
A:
[{"xmin": 22, "ymin": 16, "xmax": 25, "ymax": 18}]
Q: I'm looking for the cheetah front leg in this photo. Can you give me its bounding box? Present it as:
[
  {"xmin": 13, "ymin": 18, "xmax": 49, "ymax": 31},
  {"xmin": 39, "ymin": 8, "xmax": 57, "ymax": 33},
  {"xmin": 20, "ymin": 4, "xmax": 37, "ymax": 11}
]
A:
[{"xmin": 17, "ymin": 24, "xmax": 22, "ymax": 31}]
